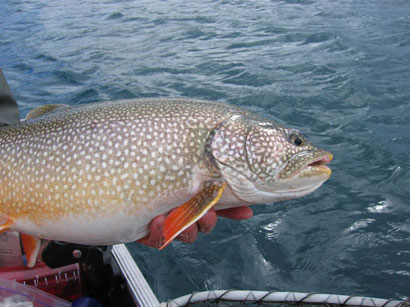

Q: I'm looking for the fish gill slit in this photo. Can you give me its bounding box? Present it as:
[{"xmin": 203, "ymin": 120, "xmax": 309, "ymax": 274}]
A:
[
  {"xmin": 244, "ymin": 126, "xmax": 256, "ymax": 174},
  {"xmin": 204, "ymin": 126, "xmax": 221, "ymax": 175}
]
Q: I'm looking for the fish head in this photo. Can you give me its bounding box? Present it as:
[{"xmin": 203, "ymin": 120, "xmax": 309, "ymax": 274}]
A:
[{"xmin": 209, "ymin": 114, "xmax": 332, "ymax": 204}]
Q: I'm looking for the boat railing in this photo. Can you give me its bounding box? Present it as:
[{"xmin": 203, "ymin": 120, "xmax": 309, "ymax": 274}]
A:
[{"xmin": 112, "ymin": 244, "xmax": 409, "ymax": 307}]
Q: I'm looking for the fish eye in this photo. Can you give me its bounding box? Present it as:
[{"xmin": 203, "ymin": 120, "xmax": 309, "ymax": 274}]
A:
[
  {"xmin": 293, "ymin": 136, "xmax": 303, "ymax": 146},
  {"xmin": 289, "ymin": 130, "xmax": 304, "ymax": 146}
]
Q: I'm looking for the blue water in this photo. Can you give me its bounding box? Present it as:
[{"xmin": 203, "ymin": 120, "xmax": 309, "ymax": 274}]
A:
[{"xmin": 1, "ymin": 0, "xmax": 409, "ymax": 302}]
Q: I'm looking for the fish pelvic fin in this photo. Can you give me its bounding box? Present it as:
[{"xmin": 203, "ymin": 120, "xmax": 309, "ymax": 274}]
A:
[
  {"xmin": 20, "ymin": 233, "xmax": 41, "ymax": 268},
  {"xmin": 160, "ymin": 180, "xmax": 226, "ymax": 250},
  {"xmin": 25, "ymin": 104, "xmax": 69, "ymax": 120},
  {"xmin": 0, "ymin": 217, "xmax": 13, "ymax": 233}
]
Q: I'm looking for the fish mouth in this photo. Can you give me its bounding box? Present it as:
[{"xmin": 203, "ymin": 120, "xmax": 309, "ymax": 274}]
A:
[
  {"xmin": 253, "ymin": 152, "xmax": 333, "ymax": 202},
  {"xmin": 308, "ymin": 153, "xmax": 333, "ymax": 167},
  {"xmin": 280, "ymin": 152, "xmax": 333, "ymax": 179},
  {"xmin": 299, "ymin": 152, "xmax": 333, "ymax": 178}
]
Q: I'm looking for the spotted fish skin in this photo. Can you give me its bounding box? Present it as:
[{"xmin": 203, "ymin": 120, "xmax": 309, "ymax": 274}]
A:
[
  {"xmin": 0, "ymin": 99, "xmax": 243, "ymax": 244},
  {"xmin": 0, "ymin": 98, "xmax": 332, "ymax": 246}
]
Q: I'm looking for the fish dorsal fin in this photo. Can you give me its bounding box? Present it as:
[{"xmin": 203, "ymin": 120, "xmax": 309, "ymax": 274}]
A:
[
  {"xmin": 159, "ymin": 180, "xmax": 226, "ymax": 250},
  {"xmin": 25, "ymin": 104, "xmax": 69, "ymax": 120}
]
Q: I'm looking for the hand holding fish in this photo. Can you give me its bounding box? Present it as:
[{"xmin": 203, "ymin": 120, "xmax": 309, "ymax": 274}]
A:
[{"xmin": 138, "ymin": 206, "xmax": 253, "ymax": 248}]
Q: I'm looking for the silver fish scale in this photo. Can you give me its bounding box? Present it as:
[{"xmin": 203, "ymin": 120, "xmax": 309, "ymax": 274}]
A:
[{"xmin": 0, "ymin": 98, "xmax": 249, "ymax": 222}]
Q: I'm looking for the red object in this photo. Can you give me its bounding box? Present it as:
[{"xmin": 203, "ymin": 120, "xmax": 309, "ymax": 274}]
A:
[{"xmin": 0, "ymin": 263, "xmax": 82, "ymax": 301}]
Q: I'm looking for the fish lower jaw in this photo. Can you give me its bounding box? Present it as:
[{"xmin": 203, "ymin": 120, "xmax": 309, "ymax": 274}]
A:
[
  {"xmin": 228, "ymin": 180, "xmax": 327, "ymax": 205},
  {"xmin": 258, "ymin": 180, "xmax": 326, "ymax": 203},
  {"xmin": 260, "ymin": 181, "xmax": 327, "ymax": 202},
  {"xmin": 299, "ymin": 165, "xmax": 332, "ymax": 178},
  {"xmin": 280, "ymin": 164, "xmax": 332, "ymax": 180}
]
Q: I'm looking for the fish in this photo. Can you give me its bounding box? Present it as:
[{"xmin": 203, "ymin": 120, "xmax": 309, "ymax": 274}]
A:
[{"xmin": 0, "ymin": 98, "xmax": 332, "ymax": 266}]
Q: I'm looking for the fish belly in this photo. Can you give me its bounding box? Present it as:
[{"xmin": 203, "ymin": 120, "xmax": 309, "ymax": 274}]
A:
[
  {"xmin": 13, "ymin": 213, "xmax": 148, "ymax": 245},
  {"xmin": 9, "ymin": 190, "xmax": 193, "ymax": 245}
]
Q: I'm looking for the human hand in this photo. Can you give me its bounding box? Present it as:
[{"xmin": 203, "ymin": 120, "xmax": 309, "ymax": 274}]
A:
[{"xmin": 137, "ymin": 206, "xmax": 253, "ymax": 248}]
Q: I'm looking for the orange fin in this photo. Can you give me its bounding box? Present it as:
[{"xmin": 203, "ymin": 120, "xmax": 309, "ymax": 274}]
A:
[
  {"xmin": 0, "ymin": 218, "xmax": 13, "ymax": 233},
  {"xmin": 20, "ymin": 234, "xmax": 41, "ymax": 268},
  {"xmin": 160, "ymin": 180, "xmax": 226, "ymax": 250}
]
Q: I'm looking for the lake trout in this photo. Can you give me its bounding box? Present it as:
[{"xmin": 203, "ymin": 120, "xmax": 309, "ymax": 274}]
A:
[{"xmin": 0, "ymin": 98, "xmax": 332, "ymax": 266}]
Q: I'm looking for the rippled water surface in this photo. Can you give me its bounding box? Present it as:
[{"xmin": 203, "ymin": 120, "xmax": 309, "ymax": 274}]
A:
[{"xmin": 1, "ymin": 0, "xmax": 409, "ymax": 302}]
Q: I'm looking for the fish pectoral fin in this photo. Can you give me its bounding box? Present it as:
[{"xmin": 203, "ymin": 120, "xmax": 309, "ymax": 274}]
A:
[
  {"xmin": 25, "ymin": 104, "xmax": 69, "ymax": 120},
  {"xmin": 160, "ymin": 180, "xmax": 226, "ymax": 250},
  {"xmin": 20, "ymin": 234, "xmax": 41, "ymax": 268}
]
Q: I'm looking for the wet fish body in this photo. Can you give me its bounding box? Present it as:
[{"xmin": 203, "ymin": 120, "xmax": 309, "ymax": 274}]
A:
[{"xmin": 0, "ymin": 98, "xmax": 332, "ymax": 264}]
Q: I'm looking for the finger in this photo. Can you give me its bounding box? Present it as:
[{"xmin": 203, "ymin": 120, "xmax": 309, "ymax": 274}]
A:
[
  {"xmin": 137, "ymin": 215, "xmax": 166, "ymax": 248},
  {"xmin": 216, "ymin": 206, "xmax": 253, "ymax": 220},
  {"xmin": 197, "ymin": 208, "xmax": 217, "ymax": 233},
  {"xmin": 176, "ymin": 223, "xmax": 198, "ymax": 244}
]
